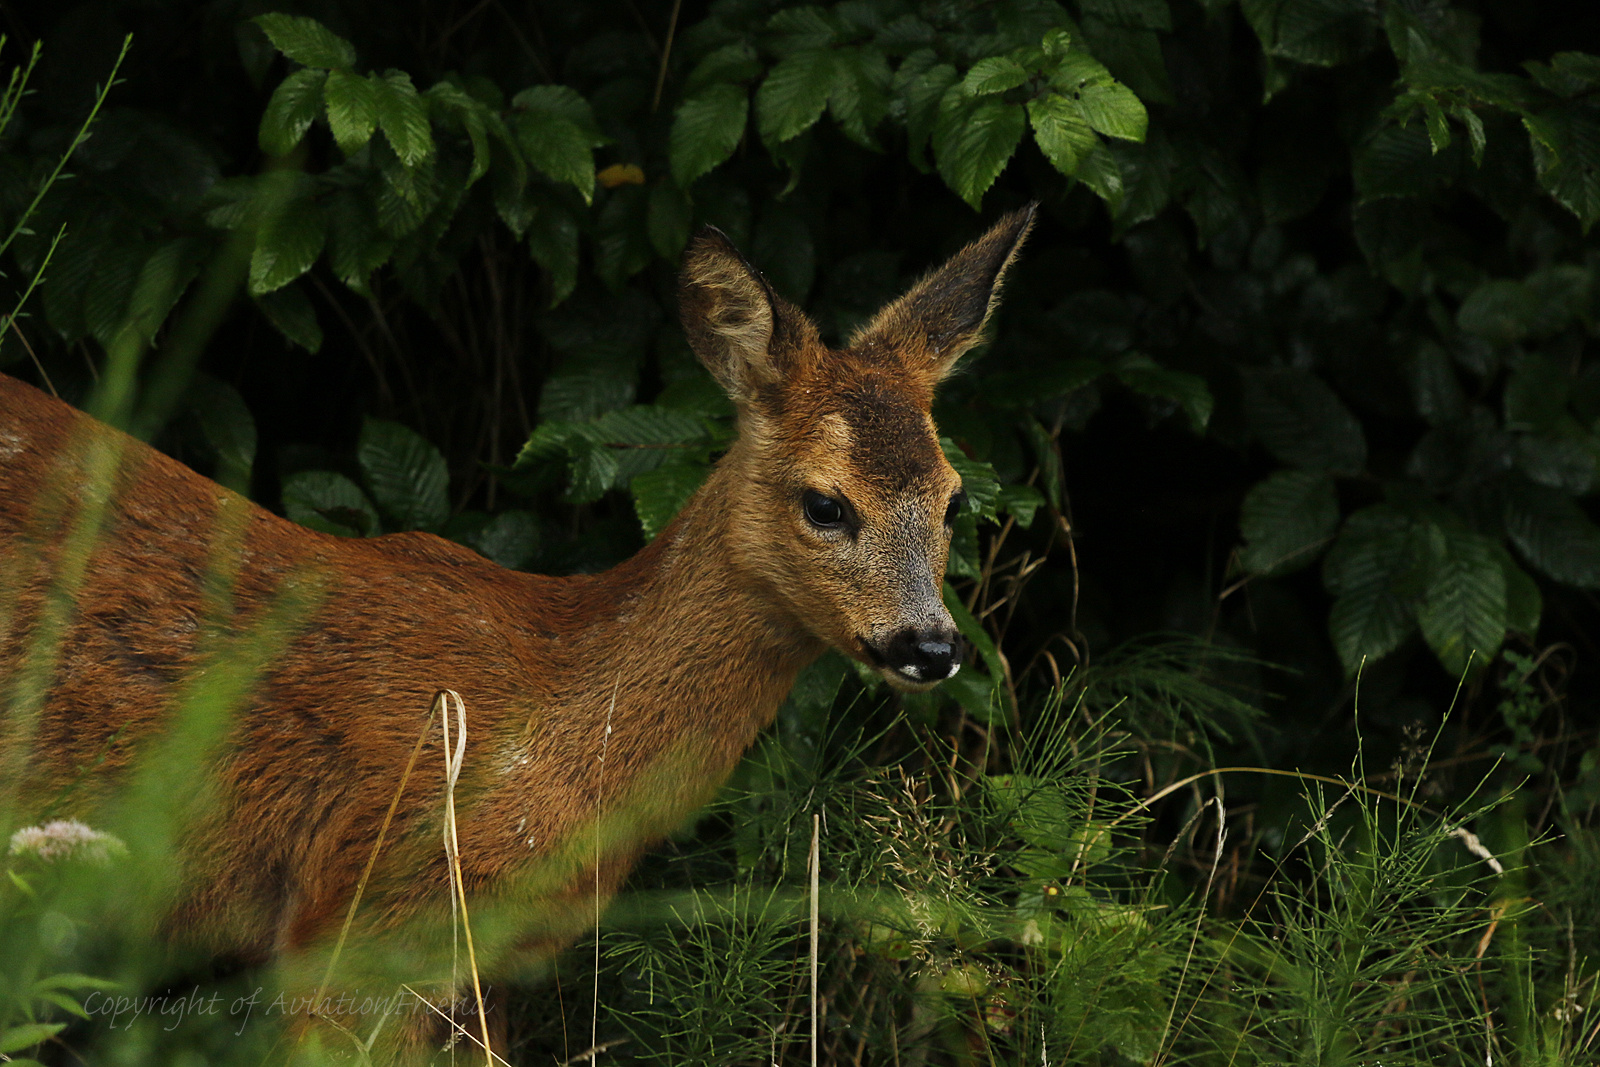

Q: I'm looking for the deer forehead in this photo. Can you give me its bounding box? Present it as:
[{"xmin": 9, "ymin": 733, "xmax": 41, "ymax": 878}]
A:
[{"xmin": 776, "ymin": 374, "xmax": 955, "ymax": 501}]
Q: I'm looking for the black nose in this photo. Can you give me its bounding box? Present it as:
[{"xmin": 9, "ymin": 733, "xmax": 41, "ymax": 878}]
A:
[{"xmin": 883, "ymin": 628, "xmax": 962, "ymax": 683}]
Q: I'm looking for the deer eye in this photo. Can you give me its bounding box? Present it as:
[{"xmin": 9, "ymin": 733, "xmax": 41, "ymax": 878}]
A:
[
  {"xmin": 944, "ymin": 490, "xmax": 967, "ymax": 527},
  {"xmin": 802, "ymin": 490, "xmax": 845, "ymax": 529}
]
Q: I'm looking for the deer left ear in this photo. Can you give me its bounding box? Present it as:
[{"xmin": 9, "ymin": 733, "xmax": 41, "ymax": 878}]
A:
[{"xmin": 850, "ymin": 203, "xmax": 1036, "ymax": 383}]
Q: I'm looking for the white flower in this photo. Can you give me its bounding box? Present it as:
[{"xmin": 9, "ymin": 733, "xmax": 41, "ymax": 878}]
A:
[{"xmin": 8, "ymin": 820, "xmax": 127, "ymax": 864}]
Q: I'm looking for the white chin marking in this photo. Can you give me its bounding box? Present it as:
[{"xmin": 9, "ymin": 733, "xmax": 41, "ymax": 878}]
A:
[
  {"xmin": 947, "ymin": 662, "xmax": 960, "ymax": 678},
  {"xmin": 898, "ymin": 665, "xmax": 923, "ymax": 681}
]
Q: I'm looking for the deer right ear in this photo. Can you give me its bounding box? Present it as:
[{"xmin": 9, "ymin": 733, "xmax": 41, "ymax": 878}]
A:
[{"xmin": 679, "ymin": 228, "xmax": 812, "ymax": 403}]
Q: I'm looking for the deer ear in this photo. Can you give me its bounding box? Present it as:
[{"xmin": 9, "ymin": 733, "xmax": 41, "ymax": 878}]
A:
[
  {"xmin": 679, "ymin": 227, "xmax": 816, "ymax": 404},
  {"xmin": 851, "ymin": 203, "xmax": 1036, "ymax": 383}
]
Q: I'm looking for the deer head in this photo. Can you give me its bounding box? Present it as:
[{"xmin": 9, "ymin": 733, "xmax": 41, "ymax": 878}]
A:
[{"xmin": 678, "ymin": 205, "xmax": 1036, "ymax": 691}]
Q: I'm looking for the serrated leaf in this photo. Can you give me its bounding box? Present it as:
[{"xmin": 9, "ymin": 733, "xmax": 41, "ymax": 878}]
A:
[
  {"xmin": 632, "ymin": 462, "xmax": 710, "ymax": 540},
  {"xmin": 259, "ymin": 68, "xmax": 327, "ymax": 156},
  {"xmin": 941, "ymin": 438, "xmax": 1001, "ymax": 520},
  {"xmin": 528, "ymin": 202, "xmax": 580, "ymax": 306},
  {"xmin": 358, "ymin": 418, "xmax": 450, "ymax": 532},
  {"xmin": 325, "ymin": 189, "xmax": 392, "ymax": 294},
  {"xmin": 671, "ymin": 83, "xmax": 748, "ymax": 187},
  {"xmin": 469, "ymin": 509, "xmax": 540, "ymax": 569},
  {"xmin": 1076, "ymin": 81, "xmax": 1147, "ymax": 141},
  {"xmin": 253, "ymin": 14, "xmax": 356, "ymax": 71},
  {"xmin": 997, "ymin": 484, "xmax": 1046, "ymax": 527},
  {"xmin": 898, "ymin": 60, "xmax": 959, "ymax": 170},
  {"xmin": 0, "ymin": 1023, "xmax": 66, "ymax": 1056},
  {"xmin": 1240, "ymin": 0, "xmax": 1375, "ymax": 67},
  {"xmin": 829, "ymin": 45, "xmax": 892, "ymax": 148},
  {"xmin": 963, "ymin": 56, "xmax": 1031, "ymax": 96},
  {"xmin": 686, "ymin": 42, "xmax": 764, "ymax": 93},
  {"xmin": 757, "ymin": 49, "xmax": 835, "ymax": 147},
  {"xmin": 1028, "ymin": 92, "xmax": 1098, "ymax": 175},
  {"xmin": 539, "ymin": 373, "xmax": 634, "ymax": 423},
  {"xmin": 1417, "ymin": 526, "xmax": 1506, "ymax": 677},
  {"xmin": 1075, "ymin": 140, "xmax": 1126, "ymax": 207},
  {"xmin": 282, "ymin": 471, "xmax": 379, "ymax": 536},
  {"xmin": 373, "ymin": 70, "xmax": 433, "ymax": 167},
  {"xmin": 249, "ymin": 198, "xmax": 325, "ymax": 295},
  {"xmin": 1323, "ymin": 507, "xmax": 1433, "ymax": 674},
  {"xmin": 933, "ymin": 90, "xmax": 1025, "ymax": 209},
  {"xmin": 324, "ymin": 70, "xmax": 379, "ymax": 154},
  {"xmin": 427, "ymin": 82, "xmax": 491, "ymax": 182},
  {"xmin": 510, "ymin": 86, "xmax": 605, "ymax": 203},
  {"xmin": 255, "ymin": 283, "xmax": 323, "ymax": 353},
  {"xmin": 1239, "ymin": 469, "xmax": 1339, "ymax": 576},
  {"xmin": 1502, "ymin": 478, "xmax": 1600, "ymax": 588},
  {"xmin": 1242, "ymin": 367, "xmax": 1367, "ymax": 474},
  {"xmin": 593, "ymin": 405, "xmax": 707, "ymax": 446},
  {"xmin": 1114, "ymin": 359, "xmax": 1212, "ymax": 432}
]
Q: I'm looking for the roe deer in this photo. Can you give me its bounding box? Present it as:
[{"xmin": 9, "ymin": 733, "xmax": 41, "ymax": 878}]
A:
[{"xmin": 0, "ymin": 205, "xmax": 1034, "ymax": 1055}]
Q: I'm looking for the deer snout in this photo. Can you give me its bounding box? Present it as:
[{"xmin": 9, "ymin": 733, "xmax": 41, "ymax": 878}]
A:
[{"xmin": 881, "ymin": 626, "xmax": 962, "ymax": 686}]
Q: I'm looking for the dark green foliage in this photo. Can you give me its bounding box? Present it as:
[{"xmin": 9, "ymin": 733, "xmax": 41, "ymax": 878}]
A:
[{"xmin": 3, "ymin": 1, "xmax": 1600, "ymax": 1063}]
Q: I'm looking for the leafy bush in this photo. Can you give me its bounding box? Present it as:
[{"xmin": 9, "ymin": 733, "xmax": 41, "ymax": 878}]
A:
[{"xmin": 2, "ymin": 0, "xmax": 1599, "ymax": 1063}]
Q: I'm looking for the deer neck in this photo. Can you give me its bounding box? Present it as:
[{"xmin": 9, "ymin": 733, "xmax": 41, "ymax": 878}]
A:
[{"xmin": 511, "ymin": 450, "xmax": 824, "ymax": 810}]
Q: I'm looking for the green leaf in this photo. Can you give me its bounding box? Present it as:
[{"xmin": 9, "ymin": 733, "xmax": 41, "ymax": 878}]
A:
[
  {"xmin": 358, "ymin": 417, "xmax": 451, "ymax": 532},
  {"xmin": 0, "ymin": 1023, "xmax": 66, "ymax": 1056},
  {"xmin": 933, "ymin": 90, "xmax": 1025, "ymax": 209},
  {"xmin": 1502, "ymin": 478, "xmax": 1600, "ymax": 588},
  {"xmin": 757, "ymin": 49, "xmax": 835, "ymax": 147},
  {"xmin": 282, "ymin": 471, "xmax": 379, "ymax": 536},
  {"xmin": 426, "ymin": 82, "xmax": 491, "ymax": 183},
  {"xmin": 1242, "ymin": 367, "xmax": 1367, "ymax": 474},
  {"xmin": 249, "ymin": 197, "xmax": 326, "ymax": 296},
  {"xmin": 944, "ymin": 582, "xmax": 1008, "ymax": 720},
  {"xmin": 323, "ymin": 69, "xmax": 379, "ymax": 155},
  {"xmin": 1495, "ymin": 546, "xmax": 1543, "ymax": 637},
  {"xmin": 259, "ymin": 68, "xmax": 327, "ymax": 156},
  {"xmin": 255, "ymin": 283, "xmax": 323, "ymax": 353},
  {"xmin": 528, "ymin": 202, "xmax": 581, "ymax": 306},
  {"xmin": 829, "ymin": 45, "xmax": 892, "ymax": 148},
  {"xmin": 1113, "ymin": 358, "xmax": 1212, "ymax": 432},
  {"xmin": 325, "ymin": 188, "xmax": 393, "ymax": 294},
  {"xmin": 373, "ymin": 70, "xmax": 433, "ymax": 168},
  {"xmin": 1028, "ymin": 92, "xmax": 1098, "ymax": 176},
  {"xmin": 188, "ymin": 376, "xmax": 257, "ymax": 494},
  {"xmin": 468, "ymin": 509, "xmax": 540, "ymax": 569},
  {"xmin": 898, "ymin": 60, "xmax": 959, "ymax": 169},
  {"xmin": 594, "ymin": 185, "xmax": 652, "ymax": 290},
  {"xmin": 685, "ymin": 42, "xmax": 764, "ymax": 94},
  {"xmin": 963, "ymin": 56, "xmax": 1031, "ymax": 97},
  {"xmin": 510, "ymin": 86, "xmax": 606, "ymax": 203},
  {"xmin": 253, "ymin": 14, "xmax": 356, "ymax": 71},
  {"xmin": 1416, "ymin": 526, "xmax": 1506, "ymax": 677},
  {"xmin": 1076, "ymin": 81, "xmax": 1147, "ymax": 141},
  {"xmin": 1323, "ymin": 507, "xmax": 1434, "ymax": 674},
  {"xmin": 1240, "ymin": 0, "xmax": 1375, "ymax": 67},
  {"xmin": 997, "ymin": 484, "xmax": 1046, "ymax": 527},
  {"xmin": 1524, "ymin": 104, "xmax": 1600, "ymax": 229},
  {"xmin": 1081, "ymin": 0, "xmax": 1173, "ymax": 31},
  {"xmin": 1239, "ymin": 469, "xmax": 1339, "ymax": 576},
  {"xmin": 632, "ymin": 463, "xmax": 710, "ymax": 540},
  {"xmin": 539, "ymin": 373, "xmax": 635, "ymax": 423},
  {"xmin": 671, "ymin": 83, "xmax": 748, "ymax": 187},
  {"xmin": 941, "ymin": 438, "xmax": 1001, "ymax": 520}
]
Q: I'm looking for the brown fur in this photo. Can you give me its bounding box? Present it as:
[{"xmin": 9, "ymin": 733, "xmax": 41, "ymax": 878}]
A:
[{"xmin": 0, "ymin": 205, "xmax": 1033, "ymax": 1057}]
